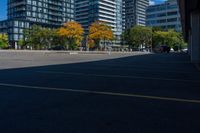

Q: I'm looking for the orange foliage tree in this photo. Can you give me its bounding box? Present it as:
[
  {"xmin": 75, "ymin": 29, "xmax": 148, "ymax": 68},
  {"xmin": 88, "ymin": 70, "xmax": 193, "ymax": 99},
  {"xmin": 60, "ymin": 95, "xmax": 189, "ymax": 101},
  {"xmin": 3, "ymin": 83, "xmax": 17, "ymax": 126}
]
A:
[
  {"xmin": 88, "ymin": 39, "xmax": 95, "ymax": 49},
  {"xmin": 89, "ymin": 21, "xmax": 114, "ymax": 50},
  {"xmin": 58, "ymin": 21, "xmax": 84, "ymax": 50}
]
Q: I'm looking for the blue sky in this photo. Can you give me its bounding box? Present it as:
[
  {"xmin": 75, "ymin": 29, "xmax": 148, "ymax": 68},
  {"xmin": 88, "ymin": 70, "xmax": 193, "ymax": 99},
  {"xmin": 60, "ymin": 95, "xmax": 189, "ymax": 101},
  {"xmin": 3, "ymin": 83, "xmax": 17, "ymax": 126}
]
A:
[
  {"xmin": 0, "ymin": 0, "xmax": 166, "ymax": 21},
  {"xmin": 150, "ymin": 0, "xmax": 166, "ymax": 5},
  {"xmin": 0, "ymin": 0, "xmax": 7, "ymax": 20}
]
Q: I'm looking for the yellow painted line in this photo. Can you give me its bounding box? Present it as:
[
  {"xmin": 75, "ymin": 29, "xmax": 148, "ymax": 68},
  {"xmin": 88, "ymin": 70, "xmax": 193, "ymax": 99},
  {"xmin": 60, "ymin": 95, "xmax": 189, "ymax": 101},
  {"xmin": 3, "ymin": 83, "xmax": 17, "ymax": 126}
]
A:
[
  {"xmin": 37, "ymin": 71, "xmax": 200, "ymax": 83},
  {"xmin": 1, "ymin": 83, "xmax": 200, "ymax": 104}
]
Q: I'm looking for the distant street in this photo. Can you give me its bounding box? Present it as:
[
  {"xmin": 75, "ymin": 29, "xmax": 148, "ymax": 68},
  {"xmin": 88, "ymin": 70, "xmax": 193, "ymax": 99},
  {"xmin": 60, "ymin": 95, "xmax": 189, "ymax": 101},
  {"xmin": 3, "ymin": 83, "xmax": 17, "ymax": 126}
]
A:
[{"xmin": 0, "ymin": 51, "xmax": 200, "ymax": 133}]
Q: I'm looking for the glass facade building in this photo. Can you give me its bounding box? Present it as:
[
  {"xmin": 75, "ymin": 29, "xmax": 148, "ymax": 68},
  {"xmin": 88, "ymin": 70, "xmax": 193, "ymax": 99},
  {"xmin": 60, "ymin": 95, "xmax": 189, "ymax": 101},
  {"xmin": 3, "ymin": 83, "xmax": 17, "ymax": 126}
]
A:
[
  {"xmin": 0, "ymin": 0, "xmax": 74, "ymax": 46},
  {"xmin": 146, "ymin": 0, "xmax": 181, "ymax": 31},
  {"xmin": 125, "ymin": 0, "xmax": 149, "ymax": 29},
  {"xmin": 75, "ymin": 0, "xmax": 124, "ymax": 43},
  {"xmin": 0, "ymin": 20, "xmax": 8, "ymax": 34}
]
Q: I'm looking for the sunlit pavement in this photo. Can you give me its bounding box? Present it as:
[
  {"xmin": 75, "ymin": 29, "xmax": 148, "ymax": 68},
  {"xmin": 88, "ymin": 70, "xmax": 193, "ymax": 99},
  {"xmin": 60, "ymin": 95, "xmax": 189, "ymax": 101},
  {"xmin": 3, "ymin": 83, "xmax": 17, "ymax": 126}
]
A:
[{"xmin": 0, "ymin": 52, "xmax": 200, "ymax": 133}]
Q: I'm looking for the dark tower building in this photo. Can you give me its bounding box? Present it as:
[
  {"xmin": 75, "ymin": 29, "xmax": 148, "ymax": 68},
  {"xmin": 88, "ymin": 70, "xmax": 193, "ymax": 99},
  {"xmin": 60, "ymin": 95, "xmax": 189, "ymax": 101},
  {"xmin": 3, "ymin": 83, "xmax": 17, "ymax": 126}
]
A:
[
  {"xmin": 125, "ymin": 0, "xmax": 149, "ymax": 29},
  {"xmin": 1, "ymin": 0, "xmax": 74, "ymax": 47}
]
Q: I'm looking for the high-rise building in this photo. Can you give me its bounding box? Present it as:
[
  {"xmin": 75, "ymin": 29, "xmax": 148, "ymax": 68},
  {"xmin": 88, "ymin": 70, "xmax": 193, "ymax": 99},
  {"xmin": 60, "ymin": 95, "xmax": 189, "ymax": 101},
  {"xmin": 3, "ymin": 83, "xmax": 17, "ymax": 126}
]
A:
[
  {"xmin": 75, "ymin": 0, "xmax": 124, "ymax": 43},
  {"xmin": 146, "ymin": 0, "xmax": 182, "ymax": 31},
  {"xmin": 125, "ymin": 0, "xmax": 149, "ymax": 29},
  {"xmin": 0, "ymin": 20, "xmax": 7, "ymax": 34},
  {"xmin": 74, "ymin": 0, "xmax": 90, "ymax": 34},
  {"xmin": 8, "ymin": 0, "xmax": 74, "ymax": 26},
  {"xmin": 0, "ymin": 0, "xmax": 74, "ymax": 46}
]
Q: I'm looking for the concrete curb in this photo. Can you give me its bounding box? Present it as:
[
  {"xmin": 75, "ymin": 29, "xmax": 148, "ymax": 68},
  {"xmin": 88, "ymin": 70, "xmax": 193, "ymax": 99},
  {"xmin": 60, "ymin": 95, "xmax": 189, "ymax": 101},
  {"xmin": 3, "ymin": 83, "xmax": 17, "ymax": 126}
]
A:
[{"xmin": 0, "ymin": 50, "xmax": 149, "ymax": 55}]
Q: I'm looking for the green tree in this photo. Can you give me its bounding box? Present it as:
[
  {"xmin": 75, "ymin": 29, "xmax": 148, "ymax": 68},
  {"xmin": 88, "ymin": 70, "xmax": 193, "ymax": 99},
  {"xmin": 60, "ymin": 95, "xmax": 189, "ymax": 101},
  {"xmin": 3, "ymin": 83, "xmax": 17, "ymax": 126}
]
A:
[
  {"xmin": 18, "ymin": 39, "xmax": 25, "ymax": 49},
  {"xmin": 153, "ymin": 30, "xmax": 168, "ymax": 46},
  {"xmin": 39, "ymin": 28, "xmax": 59, "ymax": 49},
  {"xmin": 24, "ymin": 25, "xmax": 43, "ymax": 50},
  {"xmin": 122, "ymin": 29, "xmax": 132, "ymax": 46},
  {"xmin": 24, "ymin": 25, "xmax": 61, "ymax": 50},
  {"xmin": 0, "ymin": 33, "xmax": 8, "ymax": 49},
  {"xmin": 152, "ymin": 26, "xmax": 163, "ymax": 32},
  {"xmin": 51, "ymin": 29, "xmax": 65, "ymax": 48},
  {"xmin": 153, "ymin": 29, "xmax": 185, "ymax": 51},
  {"xmin": 127, "ymin": 26, "xmax": 152, "ymax": 51}
]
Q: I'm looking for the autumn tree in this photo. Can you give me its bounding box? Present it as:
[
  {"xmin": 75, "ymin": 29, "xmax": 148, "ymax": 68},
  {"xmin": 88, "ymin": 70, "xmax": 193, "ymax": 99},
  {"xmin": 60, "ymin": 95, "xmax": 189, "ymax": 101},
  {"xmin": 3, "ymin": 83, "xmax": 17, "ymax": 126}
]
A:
[
  {"xmin": 87, "ymin": 39, "xmax": 95, "ymax": 50},
  {"xmin": 89, "ymin": 21, "xmax": 114, "ymax": 50},
  {"xmin": 58, "ymin": 21, "xmax": 84, "ymax": 50}
]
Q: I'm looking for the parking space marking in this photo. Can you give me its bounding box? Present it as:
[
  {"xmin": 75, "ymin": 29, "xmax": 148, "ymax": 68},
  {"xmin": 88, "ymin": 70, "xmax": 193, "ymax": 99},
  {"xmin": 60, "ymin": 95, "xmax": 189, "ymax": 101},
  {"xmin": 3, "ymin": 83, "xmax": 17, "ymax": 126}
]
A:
[
  {"xmin": 0, "ymin": 83, "xmax": 200, "ymax": 104},
  {"xmin": 37, "ymin": 71, "xmax": 200, "ymax": 83}
]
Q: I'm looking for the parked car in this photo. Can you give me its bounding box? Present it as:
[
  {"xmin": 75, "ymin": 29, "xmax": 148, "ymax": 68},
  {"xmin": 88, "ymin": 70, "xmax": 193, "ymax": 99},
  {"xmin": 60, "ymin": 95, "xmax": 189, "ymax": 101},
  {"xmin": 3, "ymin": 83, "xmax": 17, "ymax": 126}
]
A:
[
  {"xmin": 181, "ymin": 48, "xmax": 188, "ymax": 53},
  {"xmin": 160, "ymin": 45, "xmax": 170, "ymax": 53}
]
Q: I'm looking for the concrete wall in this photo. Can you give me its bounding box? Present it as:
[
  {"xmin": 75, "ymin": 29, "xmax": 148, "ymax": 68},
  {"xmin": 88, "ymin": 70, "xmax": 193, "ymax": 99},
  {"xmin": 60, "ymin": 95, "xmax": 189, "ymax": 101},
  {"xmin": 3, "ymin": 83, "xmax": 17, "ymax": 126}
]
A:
[{"xmin": 190, "ymin": 11, "xmax": 200, "ymax": 63}]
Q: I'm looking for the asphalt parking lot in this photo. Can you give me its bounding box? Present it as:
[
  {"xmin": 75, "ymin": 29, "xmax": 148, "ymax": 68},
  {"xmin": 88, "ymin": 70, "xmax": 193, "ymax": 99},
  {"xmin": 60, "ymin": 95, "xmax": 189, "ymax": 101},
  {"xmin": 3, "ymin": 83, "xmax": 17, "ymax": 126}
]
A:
[
  {"xmin": 0, "ymin": 51, "xmax": 200, "ymax": 133},
  {"xmin": 0, "ymin": 50, "xmax": 144, "ymax": 69}
]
